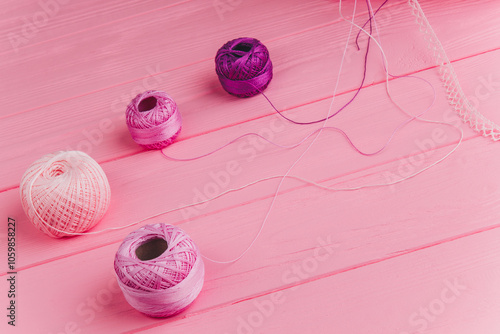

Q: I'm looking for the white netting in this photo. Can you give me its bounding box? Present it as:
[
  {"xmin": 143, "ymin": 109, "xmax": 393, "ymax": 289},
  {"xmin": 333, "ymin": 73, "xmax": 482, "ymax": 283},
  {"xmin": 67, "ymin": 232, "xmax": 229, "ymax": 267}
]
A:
[{"xmin": 408, "ymin": 0, "xmax": 500, "ymax": 141}]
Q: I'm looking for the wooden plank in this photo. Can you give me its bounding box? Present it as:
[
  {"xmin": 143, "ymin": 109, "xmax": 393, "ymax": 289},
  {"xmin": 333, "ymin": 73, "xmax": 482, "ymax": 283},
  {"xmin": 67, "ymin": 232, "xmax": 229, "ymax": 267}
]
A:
[
  {"xmin": 2, "ymin": 202, "xmax": 500, "ymax": 333},
  {"xmin": 0, "ymin": 0, "xmax": 189, "ymax": 53},
  {"xmin": 136, "ymin": 226, "xmax": 500, "ymax": 334},
  {"xmin": 3, "ymin": 0, "xmax": 498, "ymax": 117},
  {"xmin": 0, "ymin": 0, "xmax": 398, "ymax": 114}
]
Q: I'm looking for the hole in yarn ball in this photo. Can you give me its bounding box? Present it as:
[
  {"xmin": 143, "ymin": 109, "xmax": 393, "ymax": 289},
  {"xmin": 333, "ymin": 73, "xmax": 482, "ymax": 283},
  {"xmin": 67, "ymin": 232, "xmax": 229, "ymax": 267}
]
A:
[
  {"xmin": 48, "ymin": 166, "xmax": 65, "ymax": 177},
  {"xmin": 138, "ymin": 96, "xmax": 158, "ymax": 112},
  {"xmin": 135, "ymin": 238, "xmax": 169, "ymax": 261},
  {"xmin": 233, "ymin": 42, "xmax": 252, "ymax": 53}
]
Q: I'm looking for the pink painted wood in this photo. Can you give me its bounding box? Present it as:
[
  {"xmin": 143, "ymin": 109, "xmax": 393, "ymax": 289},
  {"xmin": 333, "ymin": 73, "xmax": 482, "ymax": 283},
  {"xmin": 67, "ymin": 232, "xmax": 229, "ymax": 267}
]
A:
[{"xmin": 1, "ymin": 0, "xmax": 500, "ymax": 333}]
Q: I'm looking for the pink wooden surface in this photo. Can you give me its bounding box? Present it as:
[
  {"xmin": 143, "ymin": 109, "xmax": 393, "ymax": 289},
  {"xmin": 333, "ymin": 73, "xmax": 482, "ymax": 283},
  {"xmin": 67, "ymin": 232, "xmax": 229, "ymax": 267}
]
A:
[{"xmin": 1, "ymin": 0, "xmax": 500, "ymax": 333}]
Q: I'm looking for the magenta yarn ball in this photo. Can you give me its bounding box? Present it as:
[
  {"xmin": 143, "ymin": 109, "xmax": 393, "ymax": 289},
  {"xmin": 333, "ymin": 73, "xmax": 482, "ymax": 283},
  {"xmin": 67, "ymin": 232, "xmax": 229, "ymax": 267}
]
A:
[
  {"xmin": 126, "ymin": 90, "xmax": 182, "ymax": 150},
  {"xmin": 19, "ymin": 151, "xmax": 111, "ymax": 238},
  {"xmin": 114, "ymin": 223, "xmax": 204, "ymax": 318},
  {"xmin": 215, "ymin": 37, "xmax": 273, "ymax": 97}
]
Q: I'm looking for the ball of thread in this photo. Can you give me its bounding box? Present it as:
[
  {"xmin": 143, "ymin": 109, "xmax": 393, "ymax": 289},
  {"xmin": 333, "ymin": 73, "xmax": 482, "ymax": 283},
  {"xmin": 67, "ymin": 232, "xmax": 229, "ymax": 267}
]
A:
[
  {"xmin": 19, "ymin": 151, "xmax": 111, "ymax": 238},
  {"xmin": 114, "ymin": 223, "xmax": 204, "ymax": 318},
  {"xmin": 215, "ymin": 37, "xmax": 273, "ymax": 97},
  {"xmin": 126, "ymin": 90, "xmax": 182, "ymax": 149}
]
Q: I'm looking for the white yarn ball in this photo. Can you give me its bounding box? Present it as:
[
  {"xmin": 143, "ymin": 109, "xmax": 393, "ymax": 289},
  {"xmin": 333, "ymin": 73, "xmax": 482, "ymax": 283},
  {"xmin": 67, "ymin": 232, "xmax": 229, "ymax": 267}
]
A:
[{"xmin": 19, "ymin": 151, "xmax": 111, "ymax": 238}]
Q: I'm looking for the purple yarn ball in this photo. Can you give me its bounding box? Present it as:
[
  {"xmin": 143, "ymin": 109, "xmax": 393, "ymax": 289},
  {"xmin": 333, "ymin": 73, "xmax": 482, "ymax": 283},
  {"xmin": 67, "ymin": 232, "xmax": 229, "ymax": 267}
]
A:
[{"xmin": 215, "ymin": 37, "xmax": 273, "ymax": 98}]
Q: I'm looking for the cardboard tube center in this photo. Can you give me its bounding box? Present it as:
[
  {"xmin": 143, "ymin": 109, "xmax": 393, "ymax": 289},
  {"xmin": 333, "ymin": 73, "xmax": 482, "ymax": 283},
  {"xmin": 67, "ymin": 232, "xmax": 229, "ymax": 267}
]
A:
[{"xmin": 135, "ymin": 238, "xmax": 168, "ymax": 261}]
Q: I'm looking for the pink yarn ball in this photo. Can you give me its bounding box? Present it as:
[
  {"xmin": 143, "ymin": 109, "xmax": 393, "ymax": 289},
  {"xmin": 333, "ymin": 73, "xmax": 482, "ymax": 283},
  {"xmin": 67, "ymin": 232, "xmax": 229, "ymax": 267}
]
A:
[
  {"xmin": 114, "ymin": 223, "xmax": 204, "ymax": 318},
  {"xmin": 19, "ymin": 151, "xmax": 111, "ymax": 238},
  {"xmin": 126, "ymin": 90, "xmax": 182, "ymax": 150}
]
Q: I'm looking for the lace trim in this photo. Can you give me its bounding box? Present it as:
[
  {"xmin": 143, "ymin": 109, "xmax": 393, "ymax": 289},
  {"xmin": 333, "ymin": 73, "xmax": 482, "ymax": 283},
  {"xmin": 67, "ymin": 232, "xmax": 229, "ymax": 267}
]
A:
[{"xmin": 408, "ymin": 0, "xmax": 500, "ymax": 141}]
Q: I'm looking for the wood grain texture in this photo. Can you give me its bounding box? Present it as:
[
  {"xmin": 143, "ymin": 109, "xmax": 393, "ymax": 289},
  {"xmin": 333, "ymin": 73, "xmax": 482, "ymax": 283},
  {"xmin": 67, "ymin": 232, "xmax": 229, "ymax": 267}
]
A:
[{"xmin": 1, "ymin": 0, "xmax": 500, "ymax": 333}]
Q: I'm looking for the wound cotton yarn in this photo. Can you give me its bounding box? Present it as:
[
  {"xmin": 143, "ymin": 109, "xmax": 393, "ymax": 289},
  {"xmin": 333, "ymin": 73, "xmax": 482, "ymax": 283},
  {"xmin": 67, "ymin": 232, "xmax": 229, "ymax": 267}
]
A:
[
  {"xmin": 19, "ymin": 151, "xmax": 111, "ymax": 238},
  {"xmin": 114, "ymin": 223, "xmax": 204, "ymax": 317},
  {"xmin": 215, "ymin": 37, "xmax": 273, "ymax": 97},
  {"xmin": 126, "ymin": 90, "xmax": 182, "ymax": 149}
]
